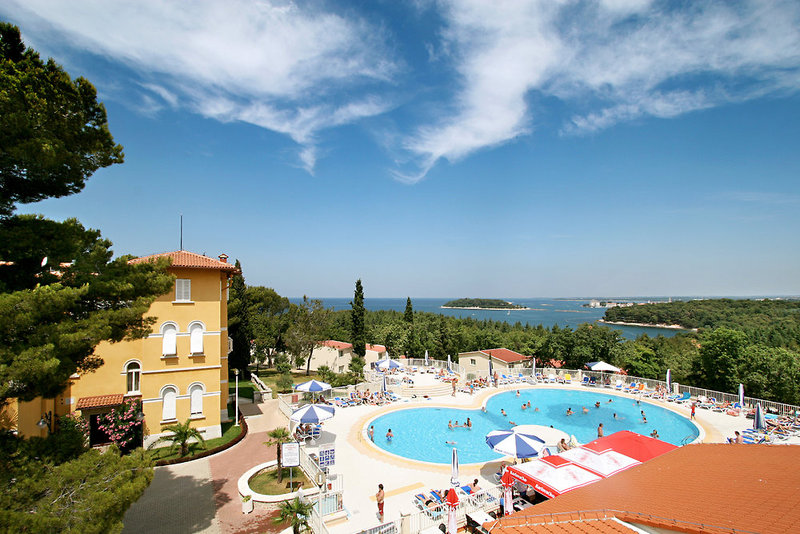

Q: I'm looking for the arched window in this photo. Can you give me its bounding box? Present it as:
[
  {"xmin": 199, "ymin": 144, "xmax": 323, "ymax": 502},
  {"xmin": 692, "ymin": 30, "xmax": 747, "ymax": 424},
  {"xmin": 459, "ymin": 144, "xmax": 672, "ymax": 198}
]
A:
[
  {"xmin": 189, "ymin": 322, "xmax": 204, "ymax": 354},
  {"xmin": 161, "ymin": 323, "xmax": 177, "ymax": 356},
  {"xmin": 161, "ymin": 386, "xmax": 178, "ymax": 421},
  {"xmin": 189, "ymin": 383, "xmax": 204, "ymax": 416},
  {"xmin": 125, "ymin": 361, "xmax": 141, "ymax": 394}
]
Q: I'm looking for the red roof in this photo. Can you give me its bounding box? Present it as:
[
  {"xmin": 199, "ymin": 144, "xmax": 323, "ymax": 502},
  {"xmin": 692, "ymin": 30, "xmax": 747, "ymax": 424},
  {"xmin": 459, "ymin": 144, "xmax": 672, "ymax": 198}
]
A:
[
  {"xmin": 480, "ymin": 348, "xmax": 531, "ymax": 364},
  {"xmin": 490, "ymin": 444, "xmax": 800, "ymax": 534},
  {"xmin": 129, "ymin": 250, "xmax": 239, "ymax": 272},
  {"xmin": 322, "ymin": 340, "xmax": 353, "ymax": 350},
  {"xmin": 366, "ymin": 344, "xmax": 386, "ymax": 352},
  {"xmin": 76, "ymin": 394, "xmax": 125, "ymax": 410}
]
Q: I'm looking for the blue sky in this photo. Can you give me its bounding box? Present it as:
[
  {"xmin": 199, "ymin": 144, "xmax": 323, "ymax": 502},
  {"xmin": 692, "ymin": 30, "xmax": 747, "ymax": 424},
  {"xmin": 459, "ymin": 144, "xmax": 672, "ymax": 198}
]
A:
[{"xmin": 3, "ymin": 0, "xmax": 800, "ymax": 298}]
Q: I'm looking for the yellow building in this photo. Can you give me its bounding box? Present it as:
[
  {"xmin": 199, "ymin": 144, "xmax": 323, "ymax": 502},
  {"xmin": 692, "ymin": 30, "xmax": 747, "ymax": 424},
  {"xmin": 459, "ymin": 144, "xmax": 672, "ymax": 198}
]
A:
[{"xmin": 2, "ymin": 250, "xmax": 238, "ymax": 448}]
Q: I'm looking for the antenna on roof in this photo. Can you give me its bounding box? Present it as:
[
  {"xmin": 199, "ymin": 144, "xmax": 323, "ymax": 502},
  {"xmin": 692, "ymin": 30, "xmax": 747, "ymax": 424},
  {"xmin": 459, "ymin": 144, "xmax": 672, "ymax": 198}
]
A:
[{"xmin": 180, "ymin": 214, "xmax": 183, "ymax": 250}]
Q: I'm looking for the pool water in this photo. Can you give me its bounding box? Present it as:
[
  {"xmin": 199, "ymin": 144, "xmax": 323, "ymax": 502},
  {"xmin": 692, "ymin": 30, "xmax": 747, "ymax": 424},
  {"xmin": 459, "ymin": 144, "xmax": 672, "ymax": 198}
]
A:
[{"xmin": 367, "ymin": 389, "xmax": 699, "ymax": 464}]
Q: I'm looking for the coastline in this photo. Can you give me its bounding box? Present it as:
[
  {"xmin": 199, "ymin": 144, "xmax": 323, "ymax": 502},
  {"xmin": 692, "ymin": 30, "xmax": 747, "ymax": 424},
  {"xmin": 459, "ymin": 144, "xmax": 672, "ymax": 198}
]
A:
[
  {"xmin": 599, "ymin": 320, "xmax": 697, "ymax": 332},
  {"xmin": 441, "ymin": 306, "xmax": 530, "ymax": 311}
]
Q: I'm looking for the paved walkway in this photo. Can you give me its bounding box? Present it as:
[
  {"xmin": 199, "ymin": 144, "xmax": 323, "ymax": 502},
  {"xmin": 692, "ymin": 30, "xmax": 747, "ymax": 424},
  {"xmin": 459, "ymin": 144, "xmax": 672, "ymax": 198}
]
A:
[{"xmin": 123, "ymin": 398, "xmax": 288, "ymax": 534}]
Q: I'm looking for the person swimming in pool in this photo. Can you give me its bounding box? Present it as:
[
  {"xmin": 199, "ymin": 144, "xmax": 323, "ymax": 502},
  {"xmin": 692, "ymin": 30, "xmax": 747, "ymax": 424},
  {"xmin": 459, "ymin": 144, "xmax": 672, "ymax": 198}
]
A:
[
  {"xmin": 501, "ymin": 409, "xmax": 507, "ymax": 416},
  {"xmin": 582, "ymin": 406, "xmax": 589, "ymax": 414},
  {"xmin": 466, "ymin": 418, "xmax": 472, "ymax": 428},
  {"xmin": 445, "ymin": 440, "xmax": 457, "ymax": 445},
  {"xmin": 386, "ymin": 428, "xmax": 394, "ymax": 440},
  {"xmin": 527, "ymin": 401, "xmax": 531, "ymax": 409},
  {"xmin": 595, "ymin": 401, "xmax": 601, "ymax": 408},
  {"xmin": 566, "ymin": 407, "xmax": 574, "ymax": 416},
  {"xmin": 448, "ymin": 420, "xmax": 453, "ymax": 429}
]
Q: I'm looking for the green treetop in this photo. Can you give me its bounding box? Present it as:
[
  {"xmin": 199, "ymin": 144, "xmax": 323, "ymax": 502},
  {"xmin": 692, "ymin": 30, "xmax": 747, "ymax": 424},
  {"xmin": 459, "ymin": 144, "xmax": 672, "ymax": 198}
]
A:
[
  {"xmin": 0, "ymin": 23, "xmax": 124, "ymax": 217},
  {"xmin": 404, "ymin": 296, "xmax": 414, "ymax": 323}
]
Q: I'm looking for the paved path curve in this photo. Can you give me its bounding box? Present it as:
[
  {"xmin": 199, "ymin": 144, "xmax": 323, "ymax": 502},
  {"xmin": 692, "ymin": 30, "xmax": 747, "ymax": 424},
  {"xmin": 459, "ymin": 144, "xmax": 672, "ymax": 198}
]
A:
[{"xmin": 123, "ymin": 399, "xmax": 289, "ymax": 534}]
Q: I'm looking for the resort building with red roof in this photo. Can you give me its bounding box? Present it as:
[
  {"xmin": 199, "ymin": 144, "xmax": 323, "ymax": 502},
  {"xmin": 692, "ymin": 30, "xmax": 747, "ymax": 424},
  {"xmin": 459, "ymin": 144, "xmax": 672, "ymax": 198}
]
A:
[
  {"xmin": 2, "ymin": 250, "xmax": 238, "ymax": 448},
  {"xmin": 309, "ymin": 340, "xmax": 388, "ymax": 373},
  {"xmin": 458, "ymin": 348, "xmax": 533, "ymax": 378}
]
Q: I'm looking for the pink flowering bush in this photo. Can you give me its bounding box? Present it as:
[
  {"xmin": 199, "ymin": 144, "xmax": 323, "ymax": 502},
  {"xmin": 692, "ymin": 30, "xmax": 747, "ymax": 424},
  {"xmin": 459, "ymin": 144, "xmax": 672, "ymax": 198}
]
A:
[{"xmin": 98, "ymin": 399, "xmax": 143, "ymax": 451}]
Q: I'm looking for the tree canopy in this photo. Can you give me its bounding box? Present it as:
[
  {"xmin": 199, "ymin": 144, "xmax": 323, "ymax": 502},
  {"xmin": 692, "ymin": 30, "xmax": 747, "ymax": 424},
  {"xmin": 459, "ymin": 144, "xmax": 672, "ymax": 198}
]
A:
[{"xmin": 0, "ymin": 23, "xmax": 124, "ymax": 217}]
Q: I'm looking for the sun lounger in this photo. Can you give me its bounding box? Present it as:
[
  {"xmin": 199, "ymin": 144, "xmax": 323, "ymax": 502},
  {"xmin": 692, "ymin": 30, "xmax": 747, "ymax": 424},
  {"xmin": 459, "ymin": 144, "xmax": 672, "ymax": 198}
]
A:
[{"xmin": 588, "ymin": 376, "xmax": 597, "ymax": 386}]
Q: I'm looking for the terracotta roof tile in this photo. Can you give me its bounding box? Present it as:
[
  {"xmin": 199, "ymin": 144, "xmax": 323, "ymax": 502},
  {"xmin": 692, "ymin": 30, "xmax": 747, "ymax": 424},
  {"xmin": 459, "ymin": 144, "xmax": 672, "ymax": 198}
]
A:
[
  {"xmin": 486, "ymin": 514, "xmax": 637, "ymax": 533},
  {"xmin": 490, "ymin": 444, "xmax": 800, "ymax": 534},
  {"xmin": 480, "ymin": 348, "xmax": 531, "ymax": 363},
  {"xmin": 366, "ymin": 344, "xmax": 386, "ymax": 352},
  {"xmin": 76, "ymin": 394, "xmax": 125, "ymax": 410},
  {"xmin": 322, "ymin": 340, "xmax": 353, "ymax": 350},
  {"xmin": 129, "ymin": 250, "xmax": 239, "ymax": 272}
]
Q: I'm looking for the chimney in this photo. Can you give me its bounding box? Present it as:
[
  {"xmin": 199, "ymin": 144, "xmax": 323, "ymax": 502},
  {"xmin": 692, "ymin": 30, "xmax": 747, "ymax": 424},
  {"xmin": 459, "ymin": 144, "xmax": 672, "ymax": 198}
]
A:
[{"xmin": 218, "ymin": 253, "xmax": 228, "ymax": 263}]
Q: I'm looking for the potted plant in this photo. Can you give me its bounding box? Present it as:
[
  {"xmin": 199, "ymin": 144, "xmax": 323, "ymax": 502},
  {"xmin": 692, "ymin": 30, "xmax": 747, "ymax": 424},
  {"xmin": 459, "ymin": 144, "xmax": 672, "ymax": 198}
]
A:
[{"xmin": 242, "ymin": 494, "xmax": 253, "ymax": 514}]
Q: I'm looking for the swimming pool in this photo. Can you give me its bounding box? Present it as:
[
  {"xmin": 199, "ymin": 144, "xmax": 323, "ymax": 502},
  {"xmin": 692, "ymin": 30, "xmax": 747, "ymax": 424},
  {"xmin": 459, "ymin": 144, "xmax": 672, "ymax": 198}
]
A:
[{"xmin": 367, "ymin": 388, "xmax": 700, "ymax": 464}]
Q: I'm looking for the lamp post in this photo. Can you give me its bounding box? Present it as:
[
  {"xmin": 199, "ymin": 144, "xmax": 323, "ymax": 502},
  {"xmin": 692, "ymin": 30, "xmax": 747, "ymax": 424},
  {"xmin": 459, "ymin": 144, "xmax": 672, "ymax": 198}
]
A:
[
  {"xmin": 234, "ymin": 368, "xmax": 239, "ymax": 427},
  {"xmin": 36, "ymin": 411, "xmax": 52, "ymax": 434}
]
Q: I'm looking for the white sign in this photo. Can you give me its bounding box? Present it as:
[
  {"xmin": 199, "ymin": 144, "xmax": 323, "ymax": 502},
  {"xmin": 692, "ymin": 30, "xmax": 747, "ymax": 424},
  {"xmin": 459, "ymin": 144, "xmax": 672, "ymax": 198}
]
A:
[{"xmin": 282, "ymin": 442, "xmax": 300, "ymax": 467}]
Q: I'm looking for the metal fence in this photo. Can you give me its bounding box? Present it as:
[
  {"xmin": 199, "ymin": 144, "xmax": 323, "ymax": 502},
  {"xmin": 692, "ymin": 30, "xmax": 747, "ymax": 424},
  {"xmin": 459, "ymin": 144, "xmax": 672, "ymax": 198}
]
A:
[
  {"xmin": 354, "ymin": 520, "xmax": 400, "ymax": 534},
  {"xmin": 407, "ymin": 485, "xmax": 502, "ymax": 533}
]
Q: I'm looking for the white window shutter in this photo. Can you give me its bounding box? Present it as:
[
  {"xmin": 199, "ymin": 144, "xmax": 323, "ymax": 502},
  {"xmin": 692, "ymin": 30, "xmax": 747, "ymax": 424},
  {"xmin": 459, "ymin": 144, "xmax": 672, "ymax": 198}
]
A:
[
  {"xmin": 190, "ymin": 324, "xmax": 203, "ymax": 354},
  {"xmin": 163, "ymin": 325, "xmax": 177, "ymax": 355},
  {"xmin": 162, "ymin": 388, "xmax": 177, "ymax": 420},
  {"xmin": 190, "ymin": 385, "xmax": 203, "ymax": 415},
  {"xmin": 175, "ymin": 279, "xmax": 191, "ymax": 301}
]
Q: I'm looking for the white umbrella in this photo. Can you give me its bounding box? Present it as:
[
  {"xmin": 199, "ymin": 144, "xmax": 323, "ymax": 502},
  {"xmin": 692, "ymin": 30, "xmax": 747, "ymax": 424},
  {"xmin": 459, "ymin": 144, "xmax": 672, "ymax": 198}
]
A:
[
  {"xmin": 293, "ymin": 379, "xmax": 332, "ymax": 393},
  {"xmin": 666, "ymin": 369, "xmax": 672, "ymax": 393},
  {"xmin": 424, "ymin": 350, "xmax": 429, "ymax": 366},
  {"xmin": 447, "ymin": 354, "xmax": 452, "ymax": 372},
  {"xmin": 486, "ymin": 430, "xmax": 547, "ymax": 458},
  {"xmin": 381, "ymin": 374, "xmax": 388, "ymax": 394},
  {"xmin": 450, "ymin": 447, "xmax": 460, "ymax": 488},
  {"xmin": 754, "ymin": 404, "xmax": 766, "ymax": 431},
  {"xmin": 290, "ymin": 404, "xmax": 335, "ymax": 424},
  {"xmin": 488, "ymin": 359, "xmax": 494, "ymax": 380},
  {"xmin": 738, "ymin": 383, "xmax": 745, "ymax": 410},
  {"xmin": 586, "ymin": 361, "xmax": 621, "ymax": 373}
]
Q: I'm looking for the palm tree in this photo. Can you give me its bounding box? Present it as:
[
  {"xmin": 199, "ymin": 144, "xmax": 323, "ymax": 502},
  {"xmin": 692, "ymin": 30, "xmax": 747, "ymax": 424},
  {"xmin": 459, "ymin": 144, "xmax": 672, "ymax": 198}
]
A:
[
  {"xmin": 149, "ymin": 419, "xmax": 206, "ymax": 457},
  {"xmin": 265, "ymin": 426, "xmax": 291, "ymax": 483},
  {"xmin": 276, "ymin": 497, "xmax": 314, "ymax": 534}
]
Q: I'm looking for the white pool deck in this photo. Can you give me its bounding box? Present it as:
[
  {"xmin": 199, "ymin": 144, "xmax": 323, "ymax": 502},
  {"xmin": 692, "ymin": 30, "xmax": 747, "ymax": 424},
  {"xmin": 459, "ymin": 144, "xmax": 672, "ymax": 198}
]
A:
[{"xmin": 295, "ymin": 373, "xmax": 795, "ymax": 534}]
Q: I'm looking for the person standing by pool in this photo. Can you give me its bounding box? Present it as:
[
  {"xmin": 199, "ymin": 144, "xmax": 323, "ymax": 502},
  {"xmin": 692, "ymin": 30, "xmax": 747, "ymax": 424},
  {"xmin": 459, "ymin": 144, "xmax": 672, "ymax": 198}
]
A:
[
  {"xmin": 597, "ymin": 423, "xmax": 604, "ymax": 437},
  {"xmin": 386, "ymin": 428, "xmax": 394, "ymax": 441},
  {"xmin": 368, "ymin": 426, "xmax": 375, "ymax": 442},
  {"xmin": 691, "ymin": 403, "xmax": 696, "ymax": 420},
  {"xmin": 376, "ymin": 483, "xmax": 385, "ymax": 521}
]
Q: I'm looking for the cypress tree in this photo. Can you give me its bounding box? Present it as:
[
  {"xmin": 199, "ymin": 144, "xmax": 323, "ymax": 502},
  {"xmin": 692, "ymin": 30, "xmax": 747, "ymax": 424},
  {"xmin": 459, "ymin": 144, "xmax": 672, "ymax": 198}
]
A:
[
  {"xmin": 350, "ymin": 279, "xmax": 366, "ymax": 358},
  {"xmin": 404, "ymin": 297, "xmax": 414, "ymax": 324},
  {"xmin": 227, "ymin": 259, "xmax": 251, "ymax": 376}
]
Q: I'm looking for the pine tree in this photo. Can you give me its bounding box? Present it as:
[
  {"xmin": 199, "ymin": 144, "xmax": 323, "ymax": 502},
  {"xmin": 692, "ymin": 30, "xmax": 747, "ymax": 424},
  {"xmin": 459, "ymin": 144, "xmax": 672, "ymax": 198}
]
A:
[
  {"xmin": 404, "ymin": 296, "xmax": 414, "ymax": 324},
  {"xmin": 351, "ymin": 279, "xmax": 366, "ymax": 358}
]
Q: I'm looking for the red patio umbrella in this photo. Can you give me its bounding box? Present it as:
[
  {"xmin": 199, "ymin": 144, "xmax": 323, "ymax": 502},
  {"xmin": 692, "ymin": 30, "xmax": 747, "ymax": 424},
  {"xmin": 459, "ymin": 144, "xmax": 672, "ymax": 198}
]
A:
[
  {"xmin": 446, "ymin": 487, "xmax": 459, "ymax": 533},
  {"xmin": 581, "ymin": 430, "xmax": 677, "ymax": 462},
  {"xmin": 500, "ymin": 470, "xmax": 514, "ymax": 515}
]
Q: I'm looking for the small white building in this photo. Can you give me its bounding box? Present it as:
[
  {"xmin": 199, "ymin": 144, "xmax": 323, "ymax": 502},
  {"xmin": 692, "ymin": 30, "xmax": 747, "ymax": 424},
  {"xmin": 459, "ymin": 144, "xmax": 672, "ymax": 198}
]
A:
[
  {"xmin": 307, "ymin": 340, "xmax": 387, "ymax": 373},
  {"xmin": 458, "ymin": 348, "xmax": 532, "ymax": 378}
]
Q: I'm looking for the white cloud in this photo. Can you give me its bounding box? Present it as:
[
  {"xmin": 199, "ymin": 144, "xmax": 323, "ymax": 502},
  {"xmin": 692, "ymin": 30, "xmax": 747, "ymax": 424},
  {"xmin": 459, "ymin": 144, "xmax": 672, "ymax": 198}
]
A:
[
  {"xmin": 5, "ymin": 0, "xmax": 397, "ymax": 171},
  {"xmin": 400, "ymin": 0, "xmax": 800, "ymax": 182}
]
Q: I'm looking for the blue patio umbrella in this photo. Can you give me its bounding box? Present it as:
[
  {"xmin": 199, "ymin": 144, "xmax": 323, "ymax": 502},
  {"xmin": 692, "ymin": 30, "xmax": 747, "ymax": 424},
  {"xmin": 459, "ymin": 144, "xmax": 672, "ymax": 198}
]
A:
[
  {"xmin": 290, "ymin": 404, "xmax": 335, "ymax": 424},
  {"xmin": 753, "ymin": 403, "xmax": 766, "ymax": 431},
  {"xmin": 293, "ymin": 379, "xmax": 332, "ymax": 393},
  {"xmin": 376, "ymin": 358, "xmax": 401, "ymax": 370},
  {"xmin": 486, "ymin": 429, "xmax": 547, "ymax": 458}
]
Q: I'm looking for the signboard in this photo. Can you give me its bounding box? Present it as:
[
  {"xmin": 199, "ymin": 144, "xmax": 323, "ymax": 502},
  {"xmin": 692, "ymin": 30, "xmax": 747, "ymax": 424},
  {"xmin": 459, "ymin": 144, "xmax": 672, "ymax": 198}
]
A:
[
  {"xmin": 318, "ymin": 444, "xmax": 335, "ymax": 467},
  {"xmin": 282, "ymin": 442, "xmax": 300, "ymax": 467}
]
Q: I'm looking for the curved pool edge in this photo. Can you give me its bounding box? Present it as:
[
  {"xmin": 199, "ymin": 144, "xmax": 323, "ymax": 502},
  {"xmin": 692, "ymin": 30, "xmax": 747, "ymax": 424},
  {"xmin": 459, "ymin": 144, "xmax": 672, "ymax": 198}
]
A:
[{"xmin": 359, "ymin": 384, "xmax": 703, "ymax": 465}]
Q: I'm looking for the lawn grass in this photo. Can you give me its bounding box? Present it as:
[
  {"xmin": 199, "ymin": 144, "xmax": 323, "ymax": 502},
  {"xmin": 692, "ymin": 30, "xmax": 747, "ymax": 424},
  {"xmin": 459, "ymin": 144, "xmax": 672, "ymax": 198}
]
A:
[
  {"xmin": 255, "ymin": 369, "xmax": 324, "ymax": 398},
  {"xmin": 229, "ymin": 380, "xmax": 255, "ymax": 400},
  {"xmin": 248, "ymin": 466, "xmax": 311, "ymax": 494},
  {"xmin": 147, "ymin": 420, "xmax": 242, "ymax": 462}
]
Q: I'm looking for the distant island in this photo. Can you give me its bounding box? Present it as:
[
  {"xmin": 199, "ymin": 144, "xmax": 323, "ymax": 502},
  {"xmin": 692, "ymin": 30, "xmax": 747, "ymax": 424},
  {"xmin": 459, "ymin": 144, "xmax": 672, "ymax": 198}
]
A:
[{"xmin": 442, "ymin": 298, "xmax": 529, "ymax": 310}]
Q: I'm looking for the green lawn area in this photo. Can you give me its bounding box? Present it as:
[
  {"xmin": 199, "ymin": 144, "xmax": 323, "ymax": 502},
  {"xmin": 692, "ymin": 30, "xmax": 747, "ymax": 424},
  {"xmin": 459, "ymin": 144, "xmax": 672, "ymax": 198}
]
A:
[
  {"xmin": 147, "ymin": 420, "xmax": 242, "ymax": 462},
  {"xmin": 248, "ymin": 466, "xmax": 311, "ymax": 494},
  {"xmin": 254, "ymin": 369, "xmax": 324, "ymax": 397},
  {"xmin": 229, "ymin": 380, "xmax": 255, "ymax": 400}
]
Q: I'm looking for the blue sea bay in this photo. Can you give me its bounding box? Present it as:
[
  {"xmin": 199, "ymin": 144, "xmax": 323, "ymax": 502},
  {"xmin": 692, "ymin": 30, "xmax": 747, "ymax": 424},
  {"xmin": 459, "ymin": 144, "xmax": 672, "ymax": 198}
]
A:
[{"xmin": 291, "ymin": 297, "xmax": 689, "ymax": 340}]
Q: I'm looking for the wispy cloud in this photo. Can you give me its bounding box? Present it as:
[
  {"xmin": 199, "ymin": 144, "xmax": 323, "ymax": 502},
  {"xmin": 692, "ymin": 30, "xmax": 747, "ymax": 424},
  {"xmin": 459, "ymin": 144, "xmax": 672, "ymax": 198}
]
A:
[
  {"xmin": 6, "ymin": 0, "xmax": 397, "ymax": 171},
  {"xmin": 399, "ymin": 0, "xmax": 800, "ymax": 182}
]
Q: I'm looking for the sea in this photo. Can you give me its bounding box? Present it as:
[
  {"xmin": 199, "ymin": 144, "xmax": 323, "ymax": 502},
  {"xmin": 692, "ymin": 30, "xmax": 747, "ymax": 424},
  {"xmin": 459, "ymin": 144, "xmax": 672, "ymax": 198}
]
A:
[{"xmin": 290, "ymin": 297, "xmax": 690, "ymax": 341}]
